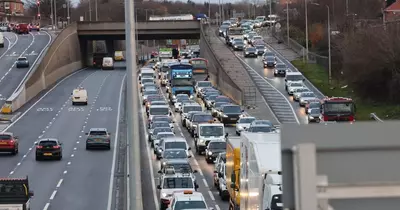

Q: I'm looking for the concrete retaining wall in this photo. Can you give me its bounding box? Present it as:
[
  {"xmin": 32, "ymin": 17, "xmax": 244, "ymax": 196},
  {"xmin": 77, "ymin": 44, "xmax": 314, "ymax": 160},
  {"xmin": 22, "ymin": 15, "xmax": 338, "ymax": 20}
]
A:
[{"xmin": 5, "ymin": 22, "xmax": 83, "ymax": 112}]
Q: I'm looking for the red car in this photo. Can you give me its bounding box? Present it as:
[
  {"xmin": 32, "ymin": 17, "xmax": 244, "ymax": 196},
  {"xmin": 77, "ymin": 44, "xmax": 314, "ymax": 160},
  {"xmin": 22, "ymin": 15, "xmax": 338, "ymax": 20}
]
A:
[
  {"xmin": 0, "ymin": 132, "xmax": 19, "ymax": 155},
  {"xmin": 15, "ymin": 23, "xmax": 29, "ymax": 34},
  {"xmin": 29, "ymin": 23, "xmax": 40, "ymax": 31}
]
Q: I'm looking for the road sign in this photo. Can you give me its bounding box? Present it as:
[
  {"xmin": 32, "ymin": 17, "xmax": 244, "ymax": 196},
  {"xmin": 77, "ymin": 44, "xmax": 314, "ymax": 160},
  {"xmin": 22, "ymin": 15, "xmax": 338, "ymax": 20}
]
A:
[{"xmin": 275, "ymin": 22, "xmax": 281, "ymax": 29}]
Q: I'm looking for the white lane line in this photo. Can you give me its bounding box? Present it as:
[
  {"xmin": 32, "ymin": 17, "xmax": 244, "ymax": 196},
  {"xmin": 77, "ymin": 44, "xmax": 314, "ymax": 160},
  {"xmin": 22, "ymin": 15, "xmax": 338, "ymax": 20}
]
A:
[
  {"xmin": 202, "ymin": 178, "xmax": 209, "ymax": 188},
  {"xmin": 126, "ymin": 130, "xmax": 131, "ymax": 210},
  {"xmin": 106, "ymin": 74, "xmax": 127, "ymax": 210},
  {"xmin": 139, "ymin": 84, "xmax": 160, "ymax": 210},
  {"xmin": 49, "ymin": 190, "xmax": 57, "ymax": 200},
  {"xmin": 56, "ymin": 179, "xmax": 63, "ymax": 188},
  {"xmin": 43, "ymin": 203, "xmax": 50, "ymax": 210},
  {"xmin": 0, "ymin": 33, "xmax": 18, "ymax": 59},
  {"xmin": 208, "ymin": 191, "xmax": 215, "ymax": 201},
  {"xmin": 215, "ymin": 204, "xmax": 221, "ymax": 210}
]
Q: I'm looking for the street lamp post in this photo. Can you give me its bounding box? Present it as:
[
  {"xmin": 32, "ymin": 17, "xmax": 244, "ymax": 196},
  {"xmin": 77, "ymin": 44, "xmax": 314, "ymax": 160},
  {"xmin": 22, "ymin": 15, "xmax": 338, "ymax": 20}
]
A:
[
  {"xmin": 95, "ymin": 0, "xmax": 98, "ymax": 21},
  {"xmin": 312, "ymin": 3, "xmax": 331, "ymax": 84},
  {"xmin": 305, "ymin": 0, "xmax": 309, "ymax": 61},
  {"xmin": 286, "ymin": 1, "xmax": 290, "ymax": 46}
]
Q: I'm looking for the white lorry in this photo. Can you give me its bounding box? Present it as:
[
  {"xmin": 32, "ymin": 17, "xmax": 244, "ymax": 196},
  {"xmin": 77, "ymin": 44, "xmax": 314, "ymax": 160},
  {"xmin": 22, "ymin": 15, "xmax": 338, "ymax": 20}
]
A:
[{"xmin": 240, "ymin": 132, "xmax": 283, "ymax": 210}]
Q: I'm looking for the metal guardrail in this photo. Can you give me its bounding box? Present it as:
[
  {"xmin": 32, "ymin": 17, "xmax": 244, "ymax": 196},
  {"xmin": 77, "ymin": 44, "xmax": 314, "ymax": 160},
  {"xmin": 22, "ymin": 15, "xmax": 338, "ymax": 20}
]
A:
[{"xmin": 370, "ymin": 113, "xmax": 384, "ymax": 122}]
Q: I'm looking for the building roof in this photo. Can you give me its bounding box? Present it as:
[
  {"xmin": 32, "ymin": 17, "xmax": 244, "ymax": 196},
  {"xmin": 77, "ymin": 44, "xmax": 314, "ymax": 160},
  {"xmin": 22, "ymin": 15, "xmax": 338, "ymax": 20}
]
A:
[{"xmin": 385, "ymin": 0, "xmax": 400, "ymax": 12}]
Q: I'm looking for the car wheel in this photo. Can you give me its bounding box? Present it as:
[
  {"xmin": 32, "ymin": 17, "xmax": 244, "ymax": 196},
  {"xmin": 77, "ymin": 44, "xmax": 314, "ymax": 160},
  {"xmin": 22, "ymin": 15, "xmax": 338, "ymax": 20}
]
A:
[
  {"xmin": 58, "ymin": 155, "xmax": 62, "ymax": 160},
  {"xmin": 107, "ymin": 145, "xmax": 111, "ymax": 150},
  {"xmin": 86, "ymin": 144, "xmax": 90, "ymax": 150},
  {"xmin": 35, "ymin": 155, "xmax": 40, "ymax": 161},
  {"xmin": 236, "ymin": 131, "xmax": 240, "ymax": 136}
]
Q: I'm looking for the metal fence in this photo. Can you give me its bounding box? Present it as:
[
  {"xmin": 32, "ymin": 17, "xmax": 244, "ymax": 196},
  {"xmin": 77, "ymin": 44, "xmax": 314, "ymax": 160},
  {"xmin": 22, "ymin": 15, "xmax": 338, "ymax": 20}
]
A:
[{"xmin": 264, "ymin": 27, "xmax": 329, "ymax": 70}]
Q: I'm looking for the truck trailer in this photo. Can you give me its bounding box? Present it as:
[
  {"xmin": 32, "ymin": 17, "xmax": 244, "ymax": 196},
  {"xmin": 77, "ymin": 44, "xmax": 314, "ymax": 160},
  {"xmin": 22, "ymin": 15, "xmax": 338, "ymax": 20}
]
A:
[
  {"xmin": 240, "ymin": 132, "xmax": 283, "ymax": 210},
  {"xmin": 226, "ymin": 136, "xmax": 241, "ymax": 210},
  {"xmin": 0, "ymin": 177, "xmax": 34, "ymax": 210}
]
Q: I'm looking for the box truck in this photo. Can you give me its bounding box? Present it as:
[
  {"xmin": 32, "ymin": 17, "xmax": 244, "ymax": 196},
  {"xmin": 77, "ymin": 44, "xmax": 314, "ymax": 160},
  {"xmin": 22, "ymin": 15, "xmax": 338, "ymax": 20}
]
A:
[{"xmin": 226, "ymin": 136, "xmax": 241, "ymax": 210}]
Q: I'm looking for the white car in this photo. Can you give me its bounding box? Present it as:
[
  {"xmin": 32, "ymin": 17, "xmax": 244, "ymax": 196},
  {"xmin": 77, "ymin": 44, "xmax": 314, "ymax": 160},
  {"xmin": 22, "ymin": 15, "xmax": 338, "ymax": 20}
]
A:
[
  {"xmin": 299, "ymin": 92, "xmax": 317, "ymax": 106},
  {"xmin": 195, "ymin": 81, "xmax": 213, "ymax": 95},
  {"xmin": 235, "ymin": 117, "xmax": 256, "ymax": 135},
  {"xmin": 286, "ymin": 81, "xmax": 305, "ymax": 95},
  {"xmin": 174, "ymin": 98, "xmax": 191, "ymax": 112},
  {"xmin": 292, "ymin": 87, "xmax": 310, "ymax": 101},
  {"xmin": 167, "ymin": 190, "xmax": 210, "ymax": 210}
]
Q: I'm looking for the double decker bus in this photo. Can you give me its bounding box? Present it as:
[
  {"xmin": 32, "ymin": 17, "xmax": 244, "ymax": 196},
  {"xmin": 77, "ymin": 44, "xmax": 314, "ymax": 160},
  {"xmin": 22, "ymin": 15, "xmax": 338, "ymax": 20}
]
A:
[
  {"xmin": 320, "ymin": 97, "xmax": 356, "ymax": 122},
  {"xmin": 168, "ymin": 63, "xmax": 194, "ymax": 98},
  {"xmin": 190, "ymin": 58, "xmax": 208, "ymax": 75},
  {"xmin": 0, "ymin": 177, "xmax": 34, "ymax": 210}
]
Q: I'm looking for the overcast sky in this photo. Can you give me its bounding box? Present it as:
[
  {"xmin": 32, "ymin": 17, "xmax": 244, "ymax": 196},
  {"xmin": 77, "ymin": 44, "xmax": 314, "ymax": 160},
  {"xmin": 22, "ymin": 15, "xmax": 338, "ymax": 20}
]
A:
[{"xmin": 67, "ymin": 0, "xmax": 249, "ymax": 7}]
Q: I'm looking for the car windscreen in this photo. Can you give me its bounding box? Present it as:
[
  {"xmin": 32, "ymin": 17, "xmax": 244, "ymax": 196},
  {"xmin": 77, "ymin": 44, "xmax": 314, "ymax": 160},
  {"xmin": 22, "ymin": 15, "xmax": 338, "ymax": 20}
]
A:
[
  {"xmin": 17, "ymin": 58, "xmax": 27, "ymax": 61},
  {"xmin": 156, "ymin": 133, "xmax": 175, "ymax": 140},
  {"xmin": 149, "ymin": 107, "xmax": 169, "ymax": 115},
  {"xmin": 174, "ymin": 201, "xmax": 207, "ymax": 210},
  {"xmin": 239, "ymin": 118, "xmax": 256, "ymax": 123},
  {"xmin": 309, "ymin": 102, "xmax": 321, "ymax": 109},
  {"xmin": 215, "ymin": 102, "xmax": 228, "ymax": 108},
  {"xmin": 151, "ymin": 122, "xmax": 170, "ymax": 129},
  {"xmin": 209, "ymin": 142, "xmax": 226, "ymax": 149},
  {"xmin": 89, "ymin": 131, "xmax": 107, "ymax": 135},
  {"xmin": 250, "ymin": 126, "xmax": 273, "ymax": 133},
  {"xmin": 0, "ymin": 135, "xmax": 12, "ymax": 140},
  {"xmin": 290, "ymin": 83, "xmax": 303, "ymax": 87},
  {"xmin": 234, "ymin": 40, "xmax": 244, "ymax": 44},
  {"xmin": 192, "ymin": 114, "xmax": 213, "ymax": 122},
  {"xmin": 246, "ymin": 48, "xmax": 256, "ymax": 52},
  {"xmin": 286, "ymin": 74, "xmax": 304, "ymax": 81},
  {"xmin": 264, "ymin": 52, "xmax": 274, "ymax": 57},
  {"xmin": 207, "ymin": 95, "xmax": 218, "ymax": 101},
  {"xmin": 301, "ymin": 92, "xmax": 315, "ymax": 97},
  {"xmin": 141, "ymin": 73, "xmax": 154, "ymax": 78},
  {"xmin": 141, "ymin": 78, "xmax": 153, "ymax": 83},
  {"xmin": 200, "ymin": 126, "xmax": 224, "ymax": 137},
  {"xmin": 183, "ymin": 106, "xmax": 202, "ymax": 113},
  {"xmin": 39, "ymin": 141, "xmax": 57, "ymax": 146},
  {"xmin": 144, "ymin": 90, "xmax": 158, "ymax": 95},
  {"xmin": 215, "ymin": 97, "xmax": 230, "ymax": 103},
  {"xmin": 197, "ymin": 81, "xmax": 212, "ymax": 87},
  {"xmin": 256, "ymin": 45, "xmax": 265, "ymax": 50},
  {"xmin": 266, "ymin": 57, "xmax": 275, "ymax": 61},
  {"xmin": 163, "ymin": 177, "xmax": 193, "ymax": 189},
  {"xmin": 253, "ymin": 120, "xmax": 272, "ymax": 126},
  {"xmin": 163, "ymin": 150, "xmax": 187, "ymax": 159},
  {"xmin": 165, "ymin": 142, "xmax": 187, "ymax": 150},
  {"xmin": 276, "ymin": 64, "xmax": 286, "ymax": 69},
  {"xmin": 153, "ymin": 127, "xmax": 172, "ymax": 135},
  {"xmin": 153, "ymin": 116, "xmax": 172, "ymax": 123},
  {"xmin": 310, "ymin": 109, "xmax": 320, "ymax": 114},
  {"xmin": 222, "ymin": 106, "xmax": 241, "ymax": 113}
]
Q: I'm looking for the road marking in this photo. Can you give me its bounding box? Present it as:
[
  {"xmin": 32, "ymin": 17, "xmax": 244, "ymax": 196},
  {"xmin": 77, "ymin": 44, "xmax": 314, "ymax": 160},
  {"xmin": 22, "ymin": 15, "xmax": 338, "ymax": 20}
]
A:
[
  {"xmin": 215, "ymin": 204, "xmax": 221, "ymax": 210},
  {"xmin": 208, "ymin": 190, "xmax": 215, "ymax": 201},
  {"xmin": 0, "ymin": 33, "xmax": 18, "ymax": 59},
  {"xmin": 202, "ymin": 178, "xmax": 209, "ymax": 188},
  {"xmin": 49, "ymin": 190, "xmax": 57, "ymax": 200},
  {"xmin": 56, "ymin": 179, "xmax": 63, "ymax": 188},
  {"xmin": 106, "ymin": 74, "xmax": 126, "ymax": 210},
  {"xmin": 43, "ymin": 203, "xmax": 50, "ymax": 210}
]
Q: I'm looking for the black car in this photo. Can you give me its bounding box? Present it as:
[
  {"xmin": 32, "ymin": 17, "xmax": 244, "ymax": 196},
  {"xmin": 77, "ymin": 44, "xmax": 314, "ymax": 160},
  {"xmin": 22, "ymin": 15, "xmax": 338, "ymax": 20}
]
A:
[
  {"xmin": 218, "ymin": 104, "xmax": 243, "ymax": 124},
  {"xmin": 160, "ymin": 148, "xmax": 190, "ymax": 169},
  {"xmin": 232, "ymin": 40, "xmax": 245, "ymax": 51},
  {"xmin": 205, "ymin": 141, "xmax": 227, "ymax": 163},
  {"xmin": 35, "ymin": 138, "xmax": 63, "ymax": 161},
  {"xmin": 274, "ymin": 63, "xmax": 287, "ymax": 77},
  {"xmin": 218, "ymin": 25, "xmax": 229, "ymax": 36},
  {"xmin": 263, "ymin": 56, "xmax": 276, "ymax": 68},
  {"xmin": 16, "ymin": 57, "xmax": 29, "ymax": 68},
  {"xmin": 244, "ymin": 47, "xmax": 257, "ymax": 58},
  {"xmin": 255, "ymin": 45, "xmax": 267, "ymax": 55}
]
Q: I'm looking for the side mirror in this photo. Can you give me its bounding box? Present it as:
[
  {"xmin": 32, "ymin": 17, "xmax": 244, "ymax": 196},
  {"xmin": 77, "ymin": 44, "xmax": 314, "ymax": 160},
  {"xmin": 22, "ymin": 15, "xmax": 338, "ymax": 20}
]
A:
[
  {"xmin": 28, "ymin": 191, "xmax": 34, "ymax": 197},
  {"xmin": 157, "ymin": 185, "xmax": 161, "ymax": 189},
  {"xmin": 194, "ymin": 133, "xmax": 198, "ymax": 138},
  {"xmin": 285, "ymin": 79, "xmax": 287, "ymax": 82},
  {"xmin": 14, "ymin": 136, "xmax": 19, "ymax": 139},
  {"xmin": 218, "ymin": 172, "xmax": 223, "ymax": 178},
  {"xmin": 193, "ymin": 169, "xmax": 198, "ymax": 173},
  {"xmin": 158, "ymin": 170, "xmax": 162, "ymax": 174},
  {"xmin": 59, "ymin": 142, "xmax": 63, "ymax": 145},
  {"xmin": 70, "ymin": 93, "xmax": 73, "ymax": 95},
  {"xmin": 195, "ymin": 183, "xmax": 199, "ymax": 189},
  {"xmin": 155, "ymin": 143, "xmax": 159, "ymax": 146},
  {"xmin": 85, "ymin": 132, "xmax": 88, "ymax": 135},
  {"xmin": 169, "ymin": 112, "xmax": 172, "ymax": 116},
  {"xmin": 225, "ymin": 133, "xmax": 229, "ymax": 138},
  {"xmin": 34, "ymin": 141, "xmax": 38, "ymax": 145},
  {"xmin": 108, "ymin": 132, "xmax": 111, "ymax": 135},
  {"xmin": 241, "ymin": 110, "xmax": 244, "ymax": 112},
  {"xmin": 188, "ymin": 155, "xmax": 192, "ymax": 158},
  {"xmin": 188, "ymin": 147, "xmax": 191, "ymax": 150},
  {"xmin": 213, "ymin": 170, "xmax": 218, "ymax": 173}
]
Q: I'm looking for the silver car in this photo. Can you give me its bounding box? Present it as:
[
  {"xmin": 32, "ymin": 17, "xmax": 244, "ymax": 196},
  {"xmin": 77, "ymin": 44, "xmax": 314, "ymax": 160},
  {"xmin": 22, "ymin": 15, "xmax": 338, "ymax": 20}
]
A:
[
  {"xmin": 235, "ymin": 117, "xmax": 256, "ymax": 135},
  {"xmin": 293, "ymin": 88, "xmax": 310, "ymax": 101},
  {"xmin": 299, "ymin": 92, "xmax": 317, "ymax": 106},
  {"xmin": 308, "ymin": 108, "xmax": 321, "ymax": 123},
  {"xmin": 286, "ymin": 81, "xmax": 304, "ymax": 95}
]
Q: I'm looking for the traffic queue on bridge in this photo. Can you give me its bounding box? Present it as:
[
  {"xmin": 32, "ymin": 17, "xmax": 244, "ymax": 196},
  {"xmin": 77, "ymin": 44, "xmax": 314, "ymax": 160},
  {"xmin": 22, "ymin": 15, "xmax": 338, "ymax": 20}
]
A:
[
  {"xmin": 137, "ymin": 44, "xmax": 289, "ymax": 209},
  {"xmin": 219, "ymin": 17, "xmax": 356, "ymax": 123}
]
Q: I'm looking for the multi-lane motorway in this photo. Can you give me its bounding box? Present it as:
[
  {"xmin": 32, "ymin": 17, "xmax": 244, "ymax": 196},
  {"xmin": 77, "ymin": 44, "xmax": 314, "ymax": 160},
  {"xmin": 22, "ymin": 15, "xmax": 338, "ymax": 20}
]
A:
[
  {"xmin": 0, "ymin": 31, "xmax": 51, "ymax": 103},
  {"xmin": 0, "ymin": 63, "xmax": 126, "ymax": 209}
]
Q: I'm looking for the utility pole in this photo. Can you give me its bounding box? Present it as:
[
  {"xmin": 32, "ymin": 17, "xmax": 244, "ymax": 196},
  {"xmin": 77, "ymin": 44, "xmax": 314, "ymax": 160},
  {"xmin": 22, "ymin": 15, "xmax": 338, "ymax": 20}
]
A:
[
  {"xmin": 124, "ymin": 0, "xmax": 142, "ymax": 209},
  {"xmin": 54, "ymin": 0, "xmax": 58, "ymax": 29},
  {"xmin": 327, "ymin": 5, "xmax": 331, "ymax": 84},
  {"xmin": 345, "ymin": 0, "xmax": 349, "ymax": 16},
  {"xmin": 37, "ymin": 0, "xmax": 41, "ymax": 23},
  {"xmin": 208, "ymin": 0, "xmax": 211, "ymax": 21},
  {"xmin": 305, "ymin": 0, "xmax": 309, "ymax": 61},
  {"xmin": 67, "ymin": 0, "xmax": 70, "ymax": 24},
  {"xmin": 269, "ymin": 0, "xmax": 272, "ymax": 16},
  {"xmin": 145, "ymin": 9, "xmax": 149, "ymax": 58},
  {"xmin": 286, "ymin": 1, "xmax": 290, "ymax": 46},
  {"xmin": 89, "ymin": 0, "xmax": 92, "ymax": 21},
  {"xmin": 50, "ymin": 0, "xmax": 54, "ymax": 28},
  {"xmin": 95, "ymin": 0, "xmax": 98, "ymax": 21}
]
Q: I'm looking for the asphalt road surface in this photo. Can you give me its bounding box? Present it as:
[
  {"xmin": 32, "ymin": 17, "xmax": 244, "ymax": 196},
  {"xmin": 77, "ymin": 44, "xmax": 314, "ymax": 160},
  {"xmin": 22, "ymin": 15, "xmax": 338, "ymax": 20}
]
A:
[
  {"xmin": 0, "ymin": 31, "xmax": 51, "ymax": 103},
  {"xmin": 0, "ymin": 64, "xmax": 126, "ymax": 210}
]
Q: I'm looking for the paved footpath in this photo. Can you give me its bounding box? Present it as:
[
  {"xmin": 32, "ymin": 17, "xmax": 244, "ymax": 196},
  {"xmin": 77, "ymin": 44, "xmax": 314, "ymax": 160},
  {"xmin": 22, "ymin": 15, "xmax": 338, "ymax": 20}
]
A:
[{"xmin": 258, "ymin": 29, "xmax": 301, "ymax": 62}]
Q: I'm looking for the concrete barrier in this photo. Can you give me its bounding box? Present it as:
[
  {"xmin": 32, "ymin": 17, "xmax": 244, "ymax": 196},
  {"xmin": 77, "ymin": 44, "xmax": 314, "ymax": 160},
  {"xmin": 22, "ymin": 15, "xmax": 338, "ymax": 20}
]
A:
[{"xmin": 3, "ymin": 22, "xmax": 83, "ymax": 113}]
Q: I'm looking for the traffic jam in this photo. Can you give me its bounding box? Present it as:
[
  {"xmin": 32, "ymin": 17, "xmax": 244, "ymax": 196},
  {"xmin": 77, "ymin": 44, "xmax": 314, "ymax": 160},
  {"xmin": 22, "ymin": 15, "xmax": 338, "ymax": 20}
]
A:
[{"xmin": 138, "ymin": 45, "xmax": 286, "ymax": 209}]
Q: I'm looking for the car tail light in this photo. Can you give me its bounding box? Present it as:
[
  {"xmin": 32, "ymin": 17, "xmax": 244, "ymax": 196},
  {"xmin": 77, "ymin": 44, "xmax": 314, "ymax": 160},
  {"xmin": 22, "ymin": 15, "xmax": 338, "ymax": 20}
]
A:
[
  {"xmin": 93, "ymin": 61, "xmax": 96, "ymax": 65},
  {"xmin": 8, "ymin": 140, "xmax": 15, "ymax": 145},
  {"xmin": 53, "ymin": 145, "xmax": 60, "ymax": 149},
  {"xmin": 106, "ymin": 140, "xmax": 110, "ymax": 143},
  {"xmin": 36, "ymin": 146, "xmax": 43, "ymax": 149}
]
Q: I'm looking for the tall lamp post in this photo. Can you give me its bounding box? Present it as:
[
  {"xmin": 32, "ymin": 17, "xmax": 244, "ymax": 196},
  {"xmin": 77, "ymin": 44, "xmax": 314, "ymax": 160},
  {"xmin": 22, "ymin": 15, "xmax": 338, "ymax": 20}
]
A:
[
  {"xmin": 286, "ymin": 1, "xmax": 291, "ymax": 46},
  {"xmin": 305, "ymin": 0, "xmax": 309, "ymax": 61},
  {"xmin": 312, "ymin": 3, "xmax": 331, "ymax": 84}
]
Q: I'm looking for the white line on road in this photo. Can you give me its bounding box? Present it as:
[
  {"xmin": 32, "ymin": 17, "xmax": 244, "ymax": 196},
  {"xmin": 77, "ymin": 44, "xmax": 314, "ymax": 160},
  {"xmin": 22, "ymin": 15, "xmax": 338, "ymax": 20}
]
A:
[
  {"xmin": 56, "ymin": 179, "xmax": 63, "ymax": 188},
  {"xmin": 43, "ymin": 203, "xmax": 50, "ymax": 210},
  {"xmin": 208, "ymin": 190, "xmax": 215, "ymax": 201},
  {"xmin": 49, "ymin": 190, "xmax": 57, "ymax": 200}
]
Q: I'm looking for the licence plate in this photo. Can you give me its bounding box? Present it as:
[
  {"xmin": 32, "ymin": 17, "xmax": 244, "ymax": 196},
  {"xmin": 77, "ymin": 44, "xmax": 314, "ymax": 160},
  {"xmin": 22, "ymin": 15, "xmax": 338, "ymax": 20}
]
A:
[
  {"xmin": 44, "ymin": 153, "xmax": 52, "ymax": 156},
  {"xmin": 230, "ymin": 118, "xmax": 236, "ymax": 120},
  {"xmin": 0, "ymin": 142, "xmax": 7, "ymax": 145},
  {"xmin": 95, "ymin": 139, "xmax": 102, "ymax": 142}
]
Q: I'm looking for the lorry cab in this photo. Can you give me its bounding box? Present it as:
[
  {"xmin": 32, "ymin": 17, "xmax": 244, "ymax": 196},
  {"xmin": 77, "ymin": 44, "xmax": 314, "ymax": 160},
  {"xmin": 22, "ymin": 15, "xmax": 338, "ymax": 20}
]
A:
[
  {"xmin": 139, "ymin": 68, "xmax": 155, "ymax": 80},
  {"xmin": 285, "ymin": 72, "xmax": 305, "ymax": 88},
  {"xmin": 194, "ymin": 122, "xmax": 226, "ymax": 155},
  {"xmin": 71, "ymin": 87, "xmax": 88, "ymax": 105}
]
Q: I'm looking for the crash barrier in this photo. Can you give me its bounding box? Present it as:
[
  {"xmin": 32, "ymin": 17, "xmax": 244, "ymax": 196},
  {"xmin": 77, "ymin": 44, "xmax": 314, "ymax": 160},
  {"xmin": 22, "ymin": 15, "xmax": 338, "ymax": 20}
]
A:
[
  {"xmin": 1, "ymin": 22, "xmax": 83, "ymax": 113},
  {"xmin": 199, "ymin": 23, "xmax": 243, "ymax": 105},
  {"xmin": 370, "ymin": 113, "xmax": 384, "ymax": 122}
]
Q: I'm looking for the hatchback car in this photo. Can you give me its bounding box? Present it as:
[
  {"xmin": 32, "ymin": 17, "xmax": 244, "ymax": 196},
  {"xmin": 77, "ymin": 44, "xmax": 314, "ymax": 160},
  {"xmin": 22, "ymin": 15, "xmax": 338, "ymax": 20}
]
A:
[{"xmin": 35, "ymin": 138, "xmax": 63, "ymax": 160}]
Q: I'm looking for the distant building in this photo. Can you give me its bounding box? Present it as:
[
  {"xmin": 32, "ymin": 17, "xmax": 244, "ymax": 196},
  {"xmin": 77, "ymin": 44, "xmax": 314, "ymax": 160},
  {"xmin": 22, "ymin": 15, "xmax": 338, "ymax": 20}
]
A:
[
  {"xmin": 384, "ymin": 0, "xmax": 400, "ymax": 22},
  {"xmin": 0, "ymin": 0, "xmax": 24, "ymax": 20}
]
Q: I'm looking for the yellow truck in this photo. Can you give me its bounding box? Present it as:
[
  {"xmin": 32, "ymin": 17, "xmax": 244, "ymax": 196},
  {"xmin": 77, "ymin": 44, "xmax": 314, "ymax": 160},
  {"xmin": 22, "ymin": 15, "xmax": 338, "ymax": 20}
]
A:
[{"xmin": 226, "ymin": 136, "xmax": 241, "ymax": 210}]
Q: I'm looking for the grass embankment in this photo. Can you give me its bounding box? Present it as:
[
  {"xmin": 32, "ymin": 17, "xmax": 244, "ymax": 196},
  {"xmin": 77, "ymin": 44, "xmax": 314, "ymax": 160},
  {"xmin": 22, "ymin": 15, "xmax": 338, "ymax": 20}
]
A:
[{"xmin": 292, "ymin": 60, "xmax": 400, "ymax": 121}]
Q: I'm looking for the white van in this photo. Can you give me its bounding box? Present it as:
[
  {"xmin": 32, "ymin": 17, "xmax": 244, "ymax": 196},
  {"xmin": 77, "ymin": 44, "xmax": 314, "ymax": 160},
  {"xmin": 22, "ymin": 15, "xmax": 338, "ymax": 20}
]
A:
[
  {"xmin": 0, "ymin": 33, "xmax": 4, "ymax": 48},
  {"xmin": 71, "ymin": 88, "xmax": 88, "ymax": 105},
  {"xmin": 285, "ymin": 72, "xmax": 304, "ymax": 88},
  {"xmin": 102, "ymin": 57, "xmax": 114, "ymax": 70}
]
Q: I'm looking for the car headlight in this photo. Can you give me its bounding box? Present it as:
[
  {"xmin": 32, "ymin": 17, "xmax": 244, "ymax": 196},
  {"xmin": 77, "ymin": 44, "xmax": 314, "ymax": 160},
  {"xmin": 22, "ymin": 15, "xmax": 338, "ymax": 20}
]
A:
[
  {"xmin": 200, "ymin": 139, "xmax": 205, "ymax": 143},
  {"xmin": 223, "ymin": 114, "xmax": 228, "ymax": 117},
  {"xmin": 208, "ymin": 151, "xmax": 212, "ymax": 155},
  {"xmin": 190, "ymin": 95, "xmax": 193, "ymax": 99},
  {"xmin": 245, "ymin": 52, "xmax": 249, "ymax": 54},
  {"xmin": 234, "ymin": 45, "xmax": 238, "ymax": 48},
  {"xmin": 219, "ymin": 30, "xmax": 222, "ymax": 33},
  {"xmin": 309, "ymin": 116, "xmax": 314, "ymax": 119},
  {"xmin": 275, "ymin": 70, "xmax": 278, "ymax": 73},
  {"xmin": 172, "ymin": 95, "xmax": 176, "ymax": 99},
  {"xmin": 162, "ymin": 162, "xmax": 167, "ymax": 165},
  {"xmin": 158, "ymin": 149, "xmax": 162, "ymax": 153},
  {"xmin": 161, "ymin": 193, "xmax": 167, "ymax": 198},
  {"xmin": 238, "ymin": 126, "xmax": 243, "ymax": 130}
]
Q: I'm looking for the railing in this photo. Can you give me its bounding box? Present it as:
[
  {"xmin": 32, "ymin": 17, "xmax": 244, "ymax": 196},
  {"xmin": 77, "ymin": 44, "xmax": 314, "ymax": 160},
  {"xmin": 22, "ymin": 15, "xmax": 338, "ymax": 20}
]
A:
[{"xmin": 370, "ymin": 113, "xmax": 384, "ymax": 122}]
